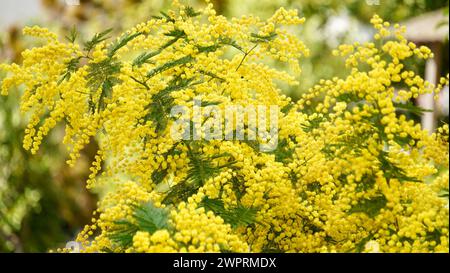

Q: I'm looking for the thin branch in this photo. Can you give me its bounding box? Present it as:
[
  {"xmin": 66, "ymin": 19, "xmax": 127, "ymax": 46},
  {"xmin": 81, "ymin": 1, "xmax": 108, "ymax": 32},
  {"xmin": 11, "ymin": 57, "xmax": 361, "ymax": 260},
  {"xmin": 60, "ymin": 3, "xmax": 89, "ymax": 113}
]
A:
[
  {"xmin": 130, "ymin": 76, "xmax": 150, "ymax": 90},
  {"xmin": 236, "ymin": 44, "xmax": 258, "ymax": 72}
]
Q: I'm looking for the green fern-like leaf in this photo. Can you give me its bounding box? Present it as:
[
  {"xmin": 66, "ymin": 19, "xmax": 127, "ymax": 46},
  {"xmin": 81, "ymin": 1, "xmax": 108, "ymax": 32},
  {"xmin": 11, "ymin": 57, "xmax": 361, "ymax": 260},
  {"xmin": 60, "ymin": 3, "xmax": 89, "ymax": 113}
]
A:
[
  {"xmin": 132, "ymin": 29, "xmax": 186, "ymax": 68},
  {"xmin": 336, "ymin": 93, "xmax": 362, "ymax": 103},
  {"xmin": 161, "ymin": 181, "xmax": 199, "ymax": 205},
  {"xmin": 160, "ymin": 11, "xmax": 175, "ymax": 23},
  {"xmin": 353, "ymin": 233, "xmax": 374, "ymax": 252},
  {"xmin": 378, "ymin": 151, "xmax": 420, "ymax": 183},
  {"xmin": 58, "ymin": 56, "xmax": 82, "ymax": 84},
  {"xmin": 146, "ymin": 55, "xmax": 194, "ymax": 78},
  {"xmin": 142, "ymin": 75, "xmax": 201, "ymax": 133},
  {"xmin": 269, "ymin": 139, "xmax": 295, "ymax": 163},
  {"xmin": 84, "ymin": 28, "xmax": 113, "ymax": 52},
  {"xmin": 162, "ymin": 142, "xmax": 235, "ymax": 205},
  {"xmin": 394, "ymin": 101, "xmax": 433, "ymax": 116},
  {"xmin": 151, "ymin": 169, "xmax": 169, "ymax": 185},
  {"xmin": 65, "ymin": 25, "xmax": 78, "ymax": 43},
  {"xmin": 301, "ymin": 116, "xmax": 325, "ymax": 133},
  {"xmin": 348, "ymin": 195, "xmax": 387, "ymax": 218},
  {"xmin": 218, "ymin": 37, "xmax": 244, "ymax": 52},
  {"xmin": 109, "ymin": 220, "xmax": 139, "ymax": 248},
  {"xmin": 134, "ymin": 203, "xmax": 170, "ymax": 233},
  {"xmin": 250, "ymin": 32, "xmax": 277, "ymax": 43},
  {"xmin": 86, "ymin": 58, "xmax": 122, "ymax": 113},
  {"xmin": 109, "ymin": 202, "xmax": 170, "ymax": 248},
  {"xmin": 164, "ymin": 29, "xmax": 186, "ymax": 38},
  {"xmin": 196, "ymin": 44, "xmax": 222, "ymax": 53},
  {"xmin": 184, "ymin": 6, "xmax": 201, "ymax": 17},
  {"xmin": 281, "ymin": 103, "xmax": 294, "ymax": 114},
  {"xmin": 200, "ymin": 197, "xmax": 258, "ymax": 228},
  {"xmin": 132, "ymin": 51, "xmax": 158, "ymax": 67},
  {"xmin": 108, "ymin": 32, "xmax": 143, "ymax": 58},
  {"xmin": 198, "ymin": 70, "xmax": 225, "ymax": 82},
  {"xmin": 438, "ymin": 189, "xmax": 449, "ymax": 199}
]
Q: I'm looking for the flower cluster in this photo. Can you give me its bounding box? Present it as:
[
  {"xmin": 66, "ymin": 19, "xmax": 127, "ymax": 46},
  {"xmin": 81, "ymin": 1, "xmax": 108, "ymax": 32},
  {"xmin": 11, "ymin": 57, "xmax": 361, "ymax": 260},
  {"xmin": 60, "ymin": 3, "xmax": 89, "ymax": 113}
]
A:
[{"xmin": 1, "ymin": 1, "xmax": 448, "ymax": 253}]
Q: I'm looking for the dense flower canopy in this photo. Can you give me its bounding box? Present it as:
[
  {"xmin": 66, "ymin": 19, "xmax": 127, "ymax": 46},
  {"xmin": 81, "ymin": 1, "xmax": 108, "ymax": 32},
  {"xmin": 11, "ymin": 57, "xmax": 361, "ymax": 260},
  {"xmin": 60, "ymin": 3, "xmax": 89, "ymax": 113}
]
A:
[{"xmin": 0, "ymin": 0, "xmax": 448, "ymax": 253}]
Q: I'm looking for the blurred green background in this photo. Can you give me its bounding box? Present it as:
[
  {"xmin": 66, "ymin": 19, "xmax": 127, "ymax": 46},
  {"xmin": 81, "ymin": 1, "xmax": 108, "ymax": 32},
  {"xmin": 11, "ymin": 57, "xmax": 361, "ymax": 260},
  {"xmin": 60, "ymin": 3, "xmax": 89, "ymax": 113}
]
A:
[{"xmin": 0, "ymin": 0, "xmax": 449, "ymax": 252}]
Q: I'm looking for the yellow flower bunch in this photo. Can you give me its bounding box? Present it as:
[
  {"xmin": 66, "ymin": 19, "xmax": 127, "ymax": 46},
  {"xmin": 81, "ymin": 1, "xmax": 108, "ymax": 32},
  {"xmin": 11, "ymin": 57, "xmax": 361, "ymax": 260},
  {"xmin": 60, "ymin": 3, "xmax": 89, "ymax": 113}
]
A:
[{"xmin": 0, "ymin": 1, "xmax": 448, "ymax": 253}]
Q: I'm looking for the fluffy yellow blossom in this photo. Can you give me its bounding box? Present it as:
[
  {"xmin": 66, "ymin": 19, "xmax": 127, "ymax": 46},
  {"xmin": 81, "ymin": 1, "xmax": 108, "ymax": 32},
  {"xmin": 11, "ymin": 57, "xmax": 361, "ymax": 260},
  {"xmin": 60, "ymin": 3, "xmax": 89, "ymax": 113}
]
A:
[{"xmin": 0, "ymin": 1, "xmax": 448, "ymax": 253}]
